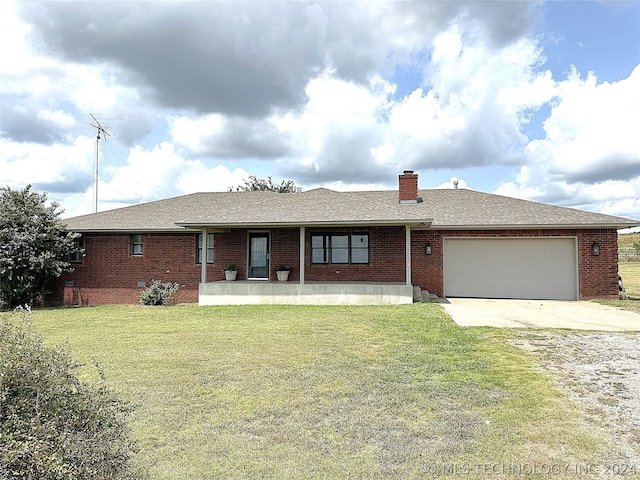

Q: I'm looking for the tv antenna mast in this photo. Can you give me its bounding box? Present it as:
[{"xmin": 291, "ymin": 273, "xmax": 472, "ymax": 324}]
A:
[{"xmin": 89, "ymin": 113, "xmax": 110, "ymax": 213}]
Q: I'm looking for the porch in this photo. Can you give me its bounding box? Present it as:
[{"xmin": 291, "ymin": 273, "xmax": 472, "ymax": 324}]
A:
[{"xmin": 199, "ymin": 281, "xmax": 414, "ymax": 305}]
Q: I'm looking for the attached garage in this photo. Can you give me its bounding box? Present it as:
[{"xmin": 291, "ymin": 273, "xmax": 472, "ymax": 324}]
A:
[{"xmin": 443, "ymin": 237, "xmax": 578, "ymax": 300}]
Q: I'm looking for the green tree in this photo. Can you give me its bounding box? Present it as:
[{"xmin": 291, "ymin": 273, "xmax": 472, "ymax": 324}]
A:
[
  {"xmin": 633, "ymin": 241, "xmax": 640, "ymax": 260},
  {"xmin": 0, "ymin": 308, "xmax": 144, "ymax": 479},
  {"xmin": 229, "ymin": 175, "xmax": 302, "ymax": 193},
  {"xmin": 0, "ymin": 185, "xmax": 80, "ymax": 308}
]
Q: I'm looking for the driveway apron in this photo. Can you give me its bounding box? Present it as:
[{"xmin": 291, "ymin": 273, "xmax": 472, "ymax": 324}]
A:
[{"xmin": 441, "ymin": 298, "xmax": 640, "ymax": 331}]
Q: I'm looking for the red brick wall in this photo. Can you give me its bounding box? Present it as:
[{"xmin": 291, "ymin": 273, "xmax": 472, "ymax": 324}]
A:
[
  {"xmin": 51, "ymin": 227, "xmax": 620, "ymax": 305},
  {"xmin": 214, "ymin": 230, "xmax": 248, "ymax": 280},
  {"xmin": 410, "ymin": 228, "xmax": 620, "ymax": 300},
  {"xmin": 576, "ymin": 229, "xmax": 619, "ymax": 299},
  {"xmin": 53, "ymin": 233, "xmax": 210, "ymax": 305},
  {"xmin": 270, "ymin": 229, "xmax": 300, "ymax": 281}
]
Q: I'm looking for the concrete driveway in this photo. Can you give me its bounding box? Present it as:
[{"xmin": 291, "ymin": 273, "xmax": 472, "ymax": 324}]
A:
[{"xmin": 441, "ymin": 298, "xmax": 640, "ymax": 331}]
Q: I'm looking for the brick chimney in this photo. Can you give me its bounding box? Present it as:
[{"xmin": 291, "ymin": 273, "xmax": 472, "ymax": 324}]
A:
[{"xmin": 399, "ymin": 170, "xmax": 419, "ymax": 204}]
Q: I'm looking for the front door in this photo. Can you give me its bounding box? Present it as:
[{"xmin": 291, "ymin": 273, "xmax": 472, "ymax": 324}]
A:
[{"xmin": 248, "ymin": 233, "xmax": 269, "ymax": 279}]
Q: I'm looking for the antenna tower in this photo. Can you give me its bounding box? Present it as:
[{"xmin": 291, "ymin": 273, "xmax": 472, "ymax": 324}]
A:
[{"xmin": 89, "ymin": 113, "xmax": 110, "ymax": 213}]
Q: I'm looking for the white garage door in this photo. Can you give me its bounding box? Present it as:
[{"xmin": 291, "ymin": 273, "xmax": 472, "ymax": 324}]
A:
[{"xmin": 443, "ymin": 238, "xmax": 577, "ymax": 300}]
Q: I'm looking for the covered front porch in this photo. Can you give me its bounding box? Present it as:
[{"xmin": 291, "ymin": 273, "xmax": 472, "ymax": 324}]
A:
[
  {"xmin": 199, "ymin": 281, "xmax": 414, "ymax": 305},
  {"xmin": 195, "ymin": 224, "xmax": 428, "ymax": 305}
]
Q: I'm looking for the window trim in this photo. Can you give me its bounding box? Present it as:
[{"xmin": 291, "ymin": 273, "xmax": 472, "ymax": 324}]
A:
[
  {"xmin": 68, "ymin": 236, "xmax": 83, "ymax": 264},
  {"xmin": 350, "ymin": 233, "xmax": 369, "ymax": 264},
  {"xmin": 196, "ymin": 233, "xmax": 215, "ymax": 264},
  {"xmin": 130, "ymin": 234, "xmax": 144, "ymax": 256},
  {"xmin": 311, "ymin": 233, "xmax": 369, "ymax": 265}
]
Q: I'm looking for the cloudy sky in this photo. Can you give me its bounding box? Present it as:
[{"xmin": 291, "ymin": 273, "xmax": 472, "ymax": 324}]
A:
[{"xmin": 1, "ymin": 1, "xmax": 639, "ymax": 223}]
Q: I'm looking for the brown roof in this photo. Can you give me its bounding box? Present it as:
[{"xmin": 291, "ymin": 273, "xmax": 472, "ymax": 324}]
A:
[{"xmin": 62, "ymin": 188, "xmax": 639, "ymax": 232}]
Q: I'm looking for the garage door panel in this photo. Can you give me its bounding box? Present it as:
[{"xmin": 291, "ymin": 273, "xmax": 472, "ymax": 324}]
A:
[{"xmin": 444, "ymin": 238, "xmax": 577, "ymax": 300}]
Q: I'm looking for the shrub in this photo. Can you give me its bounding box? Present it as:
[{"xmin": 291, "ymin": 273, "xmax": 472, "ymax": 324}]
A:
[
  {"xmin": 0, "ymin": 186, "xmax": 80, "ymax": 308},
  {"xmin": 139, "ymin": 279, "xmax": 180, "ymax": 306},
  {"xmin": 0, "ymin": 307, "xmax": 144, "ymax": 479}
]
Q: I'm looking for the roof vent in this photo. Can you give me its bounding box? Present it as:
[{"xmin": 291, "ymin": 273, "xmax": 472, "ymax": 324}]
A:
[{"xmin": 399, "ymin": 171, "xmax": 419, "ymax": 204}]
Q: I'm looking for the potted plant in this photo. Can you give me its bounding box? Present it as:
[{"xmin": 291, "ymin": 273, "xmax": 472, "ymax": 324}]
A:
[
  {"xmin": 223, "ymin": 263, "xmax": 238, "ymax": 281},
  {"xmin": 275, "ymin": 264, "xmax": 290, "ymax": 282}
]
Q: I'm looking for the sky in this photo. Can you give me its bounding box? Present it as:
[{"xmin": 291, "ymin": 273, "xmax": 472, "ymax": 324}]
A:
[{"xmin": 1, "ymin": 1, "xmax": 639, "ymax": 226}]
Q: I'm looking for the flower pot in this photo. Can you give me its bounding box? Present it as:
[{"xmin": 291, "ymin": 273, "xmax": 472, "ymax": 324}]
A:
[
  {"xmin": 276, "ymin": 270, "xmax": 290, "ymax": 282},
  {"xmin": 224, "ymin": 270, "xmax": 237, "ymax": 281}
]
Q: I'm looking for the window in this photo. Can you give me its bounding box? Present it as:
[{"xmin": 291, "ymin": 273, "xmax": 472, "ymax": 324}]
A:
[
  {"xmin": 130, "ymin": 234, "xmax": 144, "ymax": 255},
  {"xmin": 68, "ymin": 237, "xmax": 83, "ymax": 263},
  {"xmin": 350, "ymin": 234, "xmax": 369, "ymax": 264},
  {"xmin": 312, "ymin": 234, "xmax": 328, "ymax": 263},
  {"xmin": 311, "ymin": 233, "xmax": 369, "ymax": 264},
  {"xmin": 196, "ymin": 233, "xmax": 214, "ymax": 264},
  {"xmin": 331, "ymin": 235, "xmax": 349, "ymax": 263}
]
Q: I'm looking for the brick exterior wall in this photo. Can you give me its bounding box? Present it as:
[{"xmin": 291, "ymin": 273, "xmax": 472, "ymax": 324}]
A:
[
  {"xmin": 51, "ymin": 233, "xmax": 209, "ymax": 305},
  {"xmin": 50, "ymin": 227, "xmax": 620, "ymax": 305}
]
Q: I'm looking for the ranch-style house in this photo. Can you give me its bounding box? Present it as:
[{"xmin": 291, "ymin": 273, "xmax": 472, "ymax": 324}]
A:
[{"xmin": 52, "ymin": 171, "xmax": 639, "ymax": 306}]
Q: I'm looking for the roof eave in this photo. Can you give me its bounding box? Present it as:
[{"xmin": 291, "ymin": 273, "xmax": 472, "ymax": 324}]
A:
[
  {"xmin": 429, "ymin": 223, "xmax": 640, "ymax": 230},
  {"xmin": 66, "ymin": 227, "xmax": 202, "ymax": 233},
  {"xmin": 176, "ymin": 219, "xmax": 434, "ymax": 229}
]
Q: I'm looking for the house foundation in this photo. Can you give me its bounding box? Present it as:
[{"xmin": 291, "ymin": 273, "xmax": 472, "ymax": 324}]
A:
[{"xmin": 199, "ymin": 281, "xmax": 414, "ymax": 305}]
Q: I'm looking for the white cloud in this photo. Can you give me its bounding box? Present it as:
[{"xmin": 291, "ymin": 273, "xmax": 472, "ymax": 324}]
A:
[
  {"xmin": 176, "ymin": 164, "xmax": 250, "ymax": 194},
  {"xmin": 497, "ymin": 65, "xmax": 640, "ymax": 218},
  {"xmin": 531, "ymin": 65, "xmax": 640, "ymax": 180},
  {"xmin": 381, "ymin": 27, "xmax": 554, "ymax": 170},
  {"xmin": 170, "ymin": 115, "xmax": 225, "ymax": 154},
  {"xmin": 434, "ymin": 177, "xmax": 470, "ymax": 190},
  {"xmin": 0, "ymin": 136, "xmax": 93, "ymax": 189},
  {"xmin": 276, "ymin": 72, "xmax": 397, "ymax": 183},
  {"xmin": 169, "ymin": 114, "xmax": 290, "ymax": 159},
  {"xmin": 98, "ymin": 142, "xmax": 185, "ymax": 203},
  {"xmin": 0, "ymin": 1, "xmax": 32, "ymax": 75},
  {"xmin": 1, "ymin": 0, "xmax": 638, "ymax": 222}
]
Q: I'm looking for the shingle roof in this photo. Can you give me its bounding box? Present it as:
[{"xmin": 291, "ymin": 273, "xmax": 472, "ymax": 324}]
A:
[{"xmin": 62, "ymin": 187, "xmax": 639, "ymax": 232}]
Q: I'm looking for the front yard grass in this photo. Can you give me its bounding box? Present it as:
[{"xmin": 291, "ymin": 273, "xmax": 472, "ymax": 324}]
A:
[
  {"xmin": 619, "ymin": 262, "xmax": 640, "ymax": 298},
  {"xmin": 601, "ymin": 262, "xmax": 640, "ymax": 314},
  {"xmin": 30, "ymin": 304, "xmax": 612, "ymax": 479}
]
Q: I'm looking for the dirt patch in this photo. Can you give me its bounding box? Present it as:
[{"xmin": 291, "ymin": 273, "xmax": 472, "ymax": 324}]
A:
[{"xmin": 510, "ymin": 332, "xmax": 640, "ymax": 467}]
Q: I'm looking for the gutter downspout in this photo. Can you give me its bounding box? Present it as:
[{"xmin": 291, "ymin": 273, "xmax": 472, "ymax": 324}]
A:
[
  {"xmin": 405, "ymin": 225, "xmax": 411, "ymax": 286},
  {"xmin": 299, "ymin": 226, "xmax": 305, "ymax": 285}
]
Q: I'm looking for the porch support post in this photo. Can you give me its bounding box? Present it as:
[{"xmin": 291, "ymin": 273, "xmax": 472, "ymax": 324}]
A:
[
  {"xmin": 299, "ymin": 226, "xmax": 305, "ymax": 284},
  {"xmin": 405, "ymin": 225, "xmax": 412, "ymax": 286},
  {"xmin": 201, "ymin": 227, "xmax": 207, "ymax": 284}
]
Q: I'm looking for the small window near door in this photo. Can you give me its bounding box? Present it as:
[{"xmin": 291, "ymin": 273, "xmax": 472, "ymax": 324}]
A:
[
  {"xmin": 68, "ymin": 236, "xmax": 83, "ymax": 263},
  {"xmin": 196, "ymin": 233, "xmax": 214, "ymax": 264},
  {"xmin": 130, "ymin": 234, "xmax": 144, "ymax": 256}
]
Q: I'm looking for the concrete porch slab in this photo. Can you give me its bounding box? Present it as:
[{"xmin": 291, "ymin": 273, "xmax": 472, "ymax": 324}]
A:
[{"xmin": 199, "ymin": 281, "xmax": 413, "ymax": 305}]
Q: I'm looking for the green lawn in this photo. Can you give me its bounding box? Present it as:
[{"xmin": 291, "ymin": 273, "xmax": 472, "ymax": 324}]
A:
[
  {"xmin": 607, "ymin": 262, "xmax": 640, "ymax": 314},
  {"xmin": 620, "ymin": 262, "xmax": 640, "ymax": 298},
  {"xmin": 29, "ymin": 304, "xmax": 612, "ymax": 479}
]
